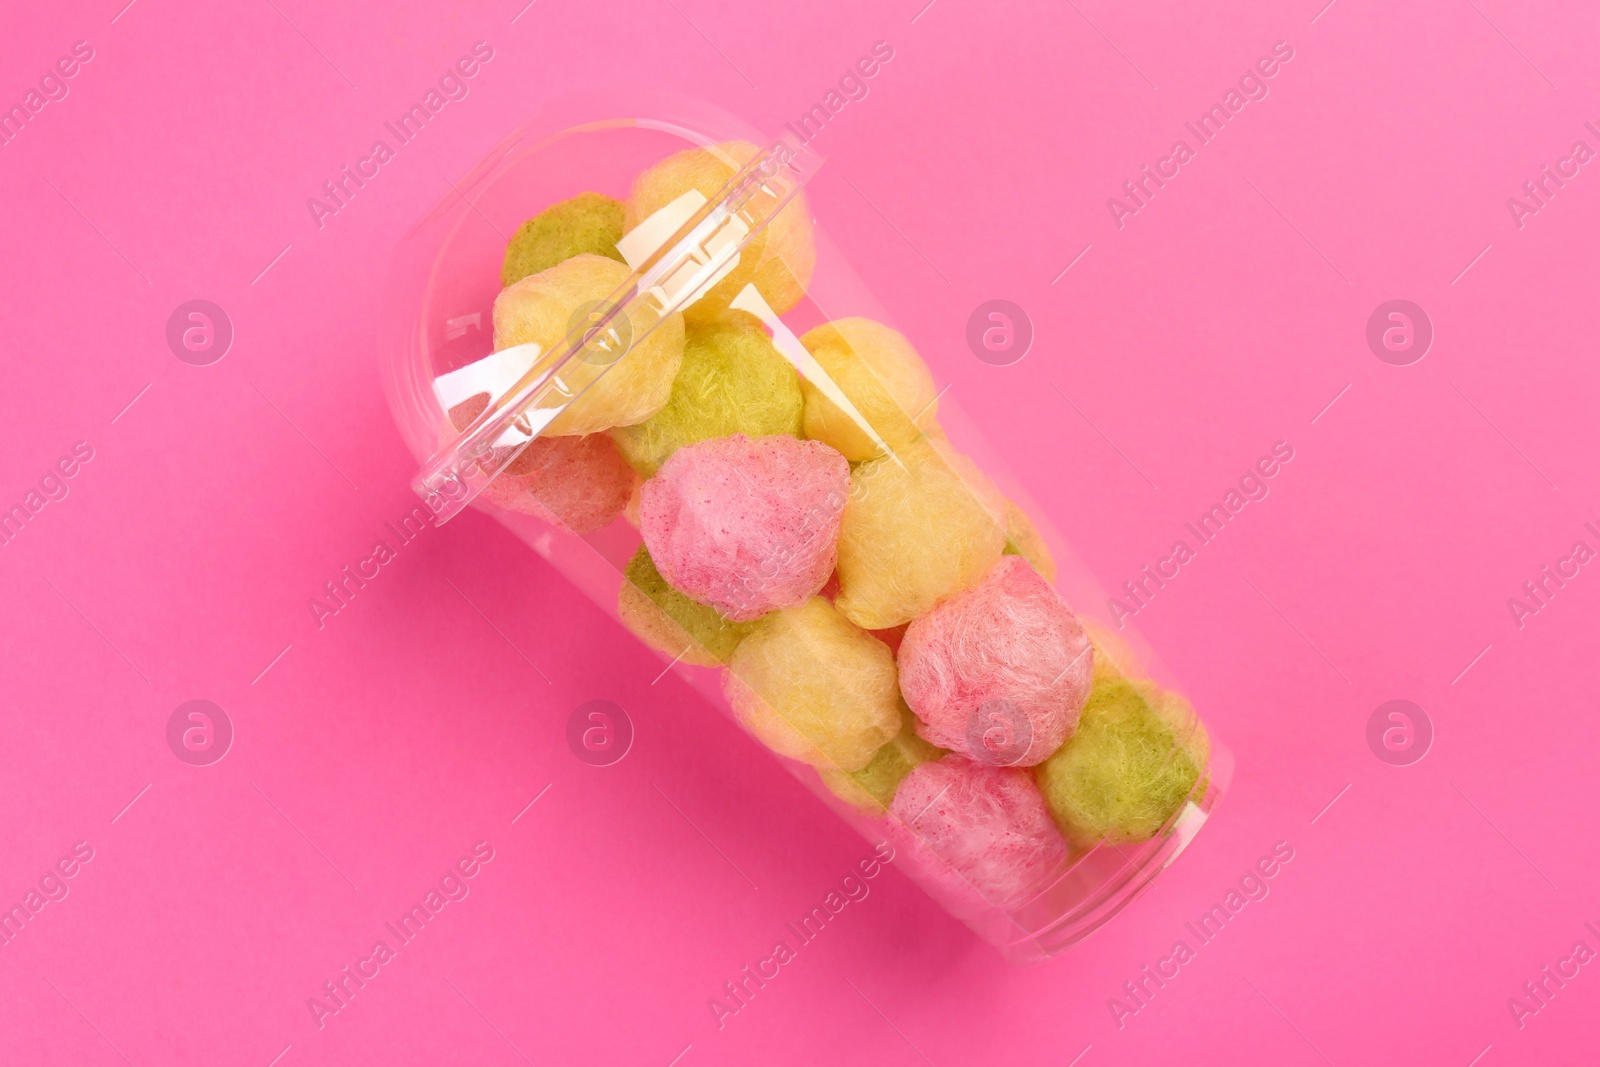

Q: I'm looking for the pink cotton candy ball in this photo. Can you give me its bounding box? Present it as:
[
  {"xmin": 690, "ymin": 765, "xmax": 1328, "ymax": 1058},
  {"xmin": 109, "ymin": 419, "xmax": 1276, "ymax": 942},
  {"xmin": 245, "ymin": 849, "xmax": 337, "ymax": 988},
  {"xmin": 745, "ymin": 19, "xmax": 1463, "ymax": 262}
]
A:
[
  {"xmin": 446, "ymin": 398, "xmax": 636, "ymax": 535},
  {"xmin": 898, "ymin": 555, "xmax": 1093, "ymax": 766},
  {"xmin": 639, "ymin": 434, "xmax": 849, "ymax": 621},
  {"xmin": 479, "ymin": 433, "xmax": 638, "ymax": 535},
  {"xmin": 885, "ymin": 755, "xmax": 1068, "ymax": 914}
]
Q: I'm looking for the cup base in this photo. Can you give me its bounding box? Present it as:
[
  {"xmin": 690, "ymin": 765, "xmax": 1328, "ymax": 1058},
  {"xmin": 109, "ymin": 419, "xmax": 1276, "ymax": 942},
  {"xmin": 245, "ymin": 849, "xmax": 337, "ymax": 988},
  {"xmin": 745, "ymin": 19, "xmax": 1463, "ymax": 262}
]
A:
[{"xmin": 996, "ymin": 744, "xmax": 1233, "ymax": 965}]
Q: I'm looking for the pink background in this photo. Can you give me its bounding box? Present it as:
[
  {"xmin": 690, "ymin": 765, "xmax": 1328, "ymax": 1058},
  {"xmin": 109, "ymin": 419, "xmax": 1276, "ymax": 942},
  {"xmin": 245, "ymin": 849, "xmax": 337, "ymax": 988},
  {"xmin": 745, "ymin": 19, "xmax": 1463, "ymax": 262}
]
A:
[{"xmin": 2, "ymin": 0, "xmax": 1597, "ymax": 1064}]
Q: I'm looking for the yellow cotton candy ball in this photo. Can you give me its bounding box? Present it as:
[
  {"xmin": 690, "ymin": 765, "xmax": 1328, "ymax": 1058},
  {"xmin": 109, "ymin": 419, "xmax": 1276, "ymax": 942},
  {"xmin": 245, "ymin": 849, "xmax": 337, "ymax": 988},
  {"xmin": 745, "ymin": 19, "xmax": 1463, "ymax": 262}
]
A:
[
  {"xmin": 610, "ymin": 311, "xmax": 804, "ymax": 476},
  {"xmin": 819, "ymin": 707, "xmax": 944, "ymax": 812},
  {"xmin": 723, "ymin": 597, "xmax": 902, "ymax": 771},
  {"xmin": 800, "ymin": 318, "xmax": 940, "ymax": 462},
  {"xmin": 501, "ymin": 192, "xmax": 626, "ymax": 287},
  {"xmin": 834, "ymin": 438, "xmax": 1008, "ymax": 629},
  {"xmin": 1033, "ymin": 674, "xmax": 1208, "ymax": 849},
  {"xmin": 618, "ymin": 544, "xmax": 756, "ymax": 667},
  {"xmin": 1003, "ymin": 499, "xmax": 1058, "ymax": 584},
  {"xmin": 492, "ymin": 254, "xmax": 685, "ymax": 436},
  {"xmin": 625, "ymin": 141, "xmax": 815, "ymax": 323}
]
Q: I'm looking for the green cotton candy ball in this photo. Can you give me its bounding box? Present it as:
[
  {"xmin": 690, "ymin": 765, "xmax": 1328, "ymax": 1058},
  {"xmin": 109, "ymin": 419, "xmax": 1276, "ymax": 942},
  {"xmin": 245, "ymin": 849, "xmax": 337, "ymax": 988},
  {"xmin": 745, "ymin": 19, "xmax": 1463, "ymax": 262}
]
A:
[
  {"xmin": 610, "ymin": 312, "xmax": 805, "ymax": 476},
  {"xmin": 618, "ymin": 543, "xmax": 757, "ymax": 666},
  {"xmin": 820, "ymin": 709, "xmax": 945, "ymax": 812},
  {"xmin": 1034, "ymin": 674, "xmax": 1207, "ymax": 849},
  {"xmin": 501, "ymin": 192, "xmax": 626, "ymax": 287}
]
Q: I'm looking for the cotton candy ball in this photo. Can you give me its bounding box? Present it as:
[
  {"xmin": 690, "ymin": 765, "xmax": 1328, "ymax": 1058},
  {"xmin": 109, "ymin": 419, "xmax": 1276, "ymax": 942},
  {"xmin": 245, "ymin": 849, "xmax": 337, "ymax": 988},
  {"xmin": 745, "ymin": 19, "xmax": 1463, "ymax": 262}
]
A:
[
  {"xmin": 800, "ymin": 318, "xmax": 940, "ymax": 462},
  {"xmin": 492, "ymin": 253, "xmax": 685, "ymax": 435},
  {"xmin": 501, "ymin": 192, "xmax": 626, "ymax": 287},
  {"xmin": 478, "ymin": 435, "xmax": 636, "ymax": 534},
  {"xmin": 723, "ymin": 597, "xmax": 902, "ymax": 770},
  {"xmin": 898, "ymin": 556, "xmax": 1093, "ymax": 767},
  {"xmin": 1034, "ymin": 674, "xmax": 1208, "ymax": 849},
  {"xmin": 445, "ymin": 397, "xmax": 635, "ymax": 534},
  {"xmin": 820, "ymin": 707, "xmax": 944, "ymax": 812},
  {"xmin": 617, "ymin": 544, "xmax": 755, "ymax": 666},
  {"xmin": 640, "ymin": 434, "xmax": 849, "ymax": 621},
  {"xmin": 611, "ymin": 311, "xmax": 803, "ymax": 476},
  {"xmin": 885, "ymin": 755, "xmax": 1068, "ymax": 914},
  {"xmin": 625, "ymin": 141, "xmax": 815, "ymax": 323},
  {"xmin": 834, "ymin": 438, "xmax": 1007, "ymax": 629},
  {"xmin": 1003, "ymin": 499, "xmax": 1058, "ymax": 584}
]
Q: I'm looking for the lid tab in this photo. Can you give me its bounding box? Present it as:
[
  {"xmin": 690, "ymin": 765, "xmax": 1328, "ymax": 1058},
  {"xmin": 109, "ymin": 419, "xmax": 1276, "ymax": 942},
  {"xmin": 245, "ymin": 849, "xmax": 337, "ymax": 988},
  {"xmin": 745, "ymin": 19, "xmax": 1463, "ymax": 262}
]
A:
[{"xmin": 413, "ymin": 132, "xmax": 823, "ymax": 523}]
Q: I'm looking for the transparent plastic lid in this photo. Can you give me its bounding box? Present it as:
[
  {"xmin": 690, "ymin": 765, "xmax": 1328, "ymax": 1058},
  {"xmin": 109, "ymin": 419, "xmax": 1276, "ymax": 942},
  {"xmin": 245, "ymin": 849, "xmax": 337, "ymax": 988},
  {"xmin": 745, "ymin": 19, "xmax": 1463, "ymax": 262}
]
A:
[{"xmin": 413, "ymin": 131, "xmax": 823, "ymax": 522}]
